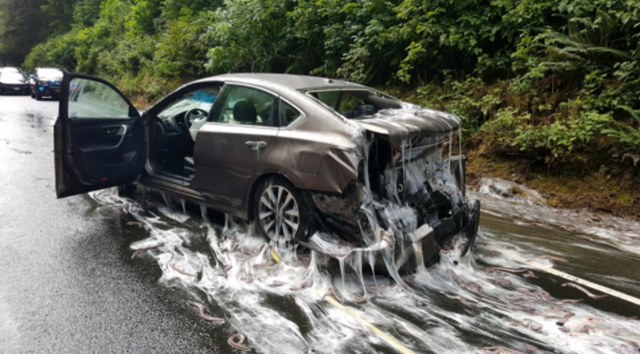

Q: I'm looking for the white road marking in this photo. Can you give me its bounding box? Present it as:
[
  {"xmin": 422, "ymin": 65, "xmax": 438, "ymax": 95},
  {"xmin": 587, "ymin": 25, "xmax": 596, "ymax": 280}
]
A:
[
  {"xmin": 513, "ymin": 256, "xmax": 640, "ymax": 307},
  {"xmin": 324, "ymin": 295, "xmax": 415, "ymax": 354}
]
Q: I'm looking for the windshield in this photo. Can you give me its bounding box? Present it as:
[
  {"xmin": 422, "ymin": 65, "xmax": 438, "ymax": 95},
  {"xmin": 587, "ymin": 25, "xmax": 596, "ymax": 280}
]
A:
[
  {"xmin": 2, "ymin": 73, "xmax": 26, "ymax": 81},
  {"xmin": 306, "ymin": 89, "xmax": 402, "ymax": 119},
  {"xmin": 0, "ymin": 67, "xmax": 20, "ymax": 74},
  {"xmin": 37, "ymin": 69, "xmax": 63, "ymax": 80},
  {"xmin": 158, "ymin": 88, "xmax": 218, "ymax": 120}
]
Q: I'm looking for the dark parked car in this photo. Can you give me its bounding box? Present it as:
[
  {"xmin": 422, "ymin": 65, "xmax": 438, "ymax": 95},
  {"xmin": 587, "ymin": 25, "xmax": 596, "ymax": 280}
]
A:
[
  {"xmin": 29, "ymin": 68, "xmax": 63, "ymax": 100},
  {"xmin": 0, "ymin": 68, "xmax": 29, "ymax": 95},
  {"xmin": 55, "ymin": 73, "xmax": 480, "ymax": 272}
]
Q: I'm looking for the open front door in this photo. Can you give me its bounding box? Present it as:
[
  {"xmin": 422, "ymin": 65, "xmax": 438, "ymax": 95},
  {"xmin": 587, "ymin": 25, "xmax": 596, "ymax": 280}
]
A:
[{"xmin": 55, "ymin": 73, "xmax": 144, "ymax": 198}]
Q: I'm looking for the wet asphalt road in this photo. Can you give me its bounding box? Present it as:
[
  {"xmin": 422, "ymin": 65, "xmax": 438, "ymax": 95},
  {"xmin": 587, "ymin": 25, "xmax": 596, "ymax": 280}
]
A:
[{"xmin": 0, "ymin": 95, "xmax": 217, "ymax": 353}]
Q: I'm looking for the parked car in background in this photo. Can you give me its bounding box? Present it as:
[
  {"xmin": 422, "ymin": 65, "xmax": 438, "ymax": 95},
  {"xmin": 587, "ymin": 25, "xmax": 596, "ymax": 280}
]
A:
[
  {"xmin": 29, "ymin": 68, "xmax": 63, "ymax": 100},
  {"xmin": 0, "ymin": 68, "xmax": 29, "ymax": 95},
  {"xmin": 54, "ymin": 73, "xmax": 480, "ymax": 273},
  {"xmin": 0, "ymin": 67, "xmax": 24, "ymax": 75}
]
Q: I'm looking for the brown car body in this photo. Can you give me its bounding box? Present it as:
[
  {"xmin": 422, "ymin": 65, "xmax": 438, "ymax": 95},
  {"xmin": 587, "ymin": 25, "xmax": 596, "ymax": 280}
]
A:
[{"xmin": 55, "ymin": 73, "xmax": 479, "ymax": 272}]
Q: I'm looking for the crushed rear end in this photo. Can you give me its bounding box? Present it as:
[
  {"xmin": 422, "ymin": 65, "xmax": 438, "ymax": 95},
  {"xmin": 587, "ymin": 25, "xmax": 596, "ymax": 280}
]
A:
[{"xmin": 305, "ymin": 106, "xmax": 480, "ymax": 274}]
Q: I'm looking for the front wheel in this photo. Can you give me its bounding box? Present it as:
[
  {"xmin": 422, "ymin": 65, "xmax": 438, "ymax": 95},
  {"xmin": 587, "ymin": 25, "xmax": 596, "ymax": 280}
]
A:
[{"xmin": 253, "ymin": 177, "xmax": 313, "ymax": 245}]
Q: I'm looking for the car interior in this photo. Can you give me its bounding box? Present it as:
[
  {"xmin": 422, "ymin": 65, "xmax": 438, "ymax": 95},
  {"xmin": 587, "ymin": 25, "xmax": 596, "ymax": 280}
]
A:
[
  {"xmin": 150, "ymin": 85, "xmax": 221, "ymax": 180},
  {"xmin": 149, "ymin": 84, "xmax": 281, "ymax": 181}
]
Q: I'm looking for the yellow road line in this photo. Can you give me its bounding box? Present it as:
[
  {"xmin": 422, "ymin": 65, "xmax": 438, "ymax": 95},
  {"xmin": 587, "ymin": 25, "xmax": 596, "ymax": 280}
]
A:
[
  {"xmin": 324, "ymin": 295, "xmax": 415, "ymax": 354},
  {"xmin": 270, "ymin": 247, "xmax": 282, "ymax": 264},
  {"xmin": 513, "ymin": 256, "xmax": 640, "ymax": 307}
]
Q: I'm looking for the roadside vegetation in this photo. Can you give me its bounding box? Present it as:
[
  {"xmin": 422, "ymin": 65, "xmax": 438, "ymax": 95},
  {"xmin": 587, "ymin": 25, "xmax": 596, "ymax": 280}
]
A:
[{"xmin": 1, "ymin": 0, "xmax": 638, "ymax": 218}]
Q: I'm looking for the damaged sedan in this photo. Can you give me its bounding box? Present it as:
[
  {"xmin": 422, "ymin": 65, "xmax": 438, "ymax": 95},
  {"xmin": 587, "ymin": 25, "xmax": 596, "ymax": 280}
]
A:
[{"xmin": 54, "ymin": 73, "xmax": 479, "ymax": 273}]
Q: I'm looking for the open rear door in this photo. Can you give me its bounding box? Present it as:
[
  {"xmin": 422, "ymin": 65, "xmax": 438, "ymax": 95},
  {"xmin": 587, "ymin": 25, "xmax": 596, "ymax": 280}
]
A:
[{"xmin": 55, "ymin": 73, "xmax": 144, "ymax": 198}]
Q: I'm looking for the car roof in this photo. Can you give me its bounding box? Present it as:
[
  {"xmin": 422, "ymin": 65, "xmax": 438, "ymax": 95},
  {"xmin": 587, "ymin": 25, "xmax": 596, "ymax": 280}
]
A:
[{"xmin": 195, "ymin": 73, "xmax": 367, "ymax": 93}]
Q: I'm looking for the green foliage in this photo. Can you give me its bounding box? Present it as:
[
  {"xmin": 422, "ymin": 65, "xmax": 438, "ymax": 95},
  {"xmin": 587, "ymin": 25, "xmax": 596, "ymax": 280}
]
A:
[
  {"xmin": 160, "ymin": 0, "xmax": 221, "ymax": 21},
  {"xmin": 0, "ymin": 0, "xmax": 45, "ymax": 64},
  {"xmin": 204, "ymin": 0, "xmax": 294, "ymax": 73},
  {"xmin": 389, "ymin": 0, "xmax": 509, "ymax": 82},
  {"xmin": 416, "ymin": 78, "xmax": 503, "ymax": 136},
  {"xmin": 72, "ymin": 0, "xmax": 105, "ymax": 28},
  {"xmin": 127, "ymin": 0, "xmax": 163, "ymax": 35},
  {"xmin": 72, "ymin": 0, "xmax": 130, "ymax": 75},
  {"xmin": 8, "ymin": 0, "xmax": 640, "ymax": 170},
  {"xmin": 480, "ymin": 108, "xmax": 530, "ymax": 151},
  {"xmin": 603, "ymin": 120, "xmax": 640, "ymax": 149},
  {"xmin": 293, "ymin": 0, "xmax": 399, "ymax": 82},
  {"xmin": 512, "ymin": 111, "xmax": 614, "ymax": 161},
  {"xmin": 40, "ymin": 0, "xmax": 74, "ymax": 35},
  {"xmin": 155, "ymin": 15, "xmax": 212, "ymax": 77},
  {"xmin": 23, "ymin": 32, "xmax": 78, "ymax": 71}
]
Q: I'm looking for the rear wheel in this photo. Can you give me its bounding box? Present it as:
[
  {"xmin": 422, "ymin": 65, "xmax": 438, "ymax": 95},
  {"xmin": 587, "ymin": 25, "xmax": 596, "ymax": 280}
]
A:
[
  {"xmin": 35, "ymin": 92, "xmax": 42, "ymax": 101},
  {"xmin": 254, "ymin": 177, "xmax": 313, "ymax": 245}
]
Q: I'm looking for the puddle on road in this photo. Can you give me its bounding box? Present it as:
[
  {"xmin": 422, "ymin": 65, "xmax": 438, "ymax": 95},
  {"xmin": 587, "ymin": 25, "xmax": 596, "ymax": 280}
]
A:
[{"xmin": 89, "ymin": 188, "xmax": 640, "ymax": 354}]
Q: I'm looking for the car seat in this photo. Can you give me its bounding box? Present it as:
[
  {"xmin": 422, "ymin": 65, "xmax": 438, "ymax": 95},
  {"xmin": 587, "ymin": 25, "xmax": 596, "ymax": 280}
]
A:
[{"xmin": 233, "ymin": 100, "xmax": 257, "ymax": 124}]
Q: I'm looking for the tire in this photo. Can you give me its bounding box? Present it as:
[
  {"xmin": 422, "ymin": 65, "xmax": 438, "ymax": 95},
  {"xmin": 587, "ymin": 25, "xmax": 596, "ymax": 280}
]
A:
[
  {"xmin": 117, "ymin": 183, "xmax": 137, "ymax": 197},
  {"xmin": 35, "ymin": 92, "xmax": 42, "ymax": 101},
  {"xmin": 253, "ymin": 177, "xmax": 314, "ymax": 244}
]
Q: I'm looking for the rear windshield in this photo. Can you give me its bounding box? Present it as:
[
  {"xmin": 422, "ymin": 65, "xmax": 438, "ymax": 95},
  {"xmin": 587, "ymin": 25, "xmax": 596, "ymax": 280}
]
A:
[{"xmin": 306, "ymin": 89, "xmax": 401, "ymax": 119}]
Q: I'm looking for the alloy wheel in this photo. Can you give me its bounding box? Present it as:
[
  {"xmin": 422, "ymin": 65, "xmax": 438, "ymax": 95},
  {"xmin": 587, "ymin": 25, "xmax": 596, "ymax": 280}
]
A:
[{"xmin": 258, "ymin": 184, "xmax": 300, "ymax": 243}]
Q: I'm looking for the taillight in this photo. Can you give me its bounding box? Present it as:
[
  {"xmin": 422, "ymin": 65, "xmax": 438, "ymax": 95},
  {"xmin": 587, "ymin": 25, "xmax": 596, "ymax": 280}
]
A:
[{"xmin": 392, "ymin": 147, "xmax": 402, "ymax": 164}]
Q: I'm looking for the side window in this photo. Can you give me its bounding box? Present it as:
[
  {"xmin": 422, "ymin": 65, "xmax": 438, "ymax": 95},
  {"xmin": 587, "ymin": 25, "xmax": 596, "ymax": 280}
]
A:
[
  {"xmin": 68, "ymin": 78, "xmax": 132, "ymax": 119},
  {"xmin": 212, "ymin": 85, "xmax": 277, "ymax": 126},
  {"xmin": 280, "ymin": 100, "xmax": 303, "ymax": 126}
]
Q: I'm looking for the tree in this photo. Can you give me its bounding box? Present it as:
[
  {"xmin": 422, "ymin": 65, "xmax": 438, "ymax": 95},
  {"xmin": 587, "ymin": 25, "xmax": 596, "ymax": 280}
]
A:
[
  {"xmin": 40, "ymin": 0, "xmax": 74, "ymax": 35},
  {"xmin": 0, "ymin": 0, "xmax": 45, "ymax": 65},
  {"xmin": 73, "ymin": 0, "xmax": 105, "ymax": 28}
]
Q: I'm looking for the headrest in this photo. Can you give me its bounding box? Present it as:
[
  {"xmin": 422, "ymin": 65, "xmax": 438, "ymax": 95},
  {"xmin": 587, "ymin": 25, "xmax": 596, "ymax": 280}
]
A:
[{"xmin": 233, "ymin": 100, "xmax": 257, "ymax": 124}]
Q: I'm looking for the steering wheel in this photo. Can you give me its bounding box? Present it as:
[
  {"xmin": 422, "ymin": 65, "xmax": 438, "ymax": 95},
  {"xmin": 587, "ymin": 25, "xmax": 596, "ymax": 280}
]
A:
[{"xmin": 183, "ymin": 108, "xmax": 209, "ymax": 128}]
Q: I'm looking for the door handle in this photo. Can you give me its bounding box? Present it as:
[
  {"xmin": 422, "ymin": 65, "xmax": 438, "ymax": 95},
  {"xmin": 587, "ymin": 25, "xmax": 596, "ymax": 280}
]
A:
[
  {"xmin": 245, "ymin": 140, "xmax": 267, "ymax": 151},
  {"xmin": 105, "ymin": 125, "xmax": 126, "ymax": 136}
]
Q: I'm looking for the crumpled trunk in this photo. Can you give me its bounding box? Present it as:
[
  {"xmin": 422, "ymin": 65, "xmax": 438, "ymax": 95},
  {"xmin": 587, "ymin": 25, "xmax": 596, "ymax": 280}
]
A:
[
  {"xmin": 355, "ymin": 106, "xmax": 461, "ymax": 148},
  {"xmin": 305, "ymin": 107, "xmax": 480, "ymax": 275}
]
